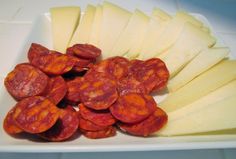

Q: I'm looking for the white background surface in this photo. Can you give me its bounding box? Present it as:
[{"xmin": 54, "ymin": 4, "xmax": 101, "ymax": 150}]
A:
[{"xmin": 0, "ymin": 0, "xmax": 236, "ymax": 158}]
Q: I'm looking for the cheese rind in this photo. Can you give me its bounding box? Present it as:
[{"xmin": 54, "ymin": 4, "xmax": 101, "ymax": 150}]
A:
[
  {"xmin": 111, "ymin": 9, "xmax": 149, "ymax": 58},
  {"xmin": 160, "ymin": 60, "xmax": 236, "ymax": 112},
  {"xmin": 69, "ymin": 4, "xmax": 96, "ymax": 46},
  {"xmin": 50, "ymin": 6, "xmax": 81, "ymax": 53},
  {"xmin": 99, "ymin": 1, "xmax": 131, "ymax": 59},
  {"xmin": 157, "ymin": 94, "xmax": 236, "ymax": 136},
  {"xmin": 168, "ymin": 47, "xmax": 229, "ymax": 92}
]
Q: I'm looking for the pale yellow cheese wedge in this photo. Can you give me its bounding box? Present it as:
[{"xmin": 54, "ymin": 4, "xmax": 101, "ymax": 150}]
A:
[
  {"xmin": 176, "ymin": 11, "xmax": 203, "ymax": 27},
  {"xmin": 69, "ymin": 4, "xmax": 96, "ymax": 46},
  {"xmin": 50, "ymin": 6, "xmax": 81, "ymax": 53},
  {"xmin": 137, "ymin": 18, "xmax": 169, "ymax": 60},
  {"xmin": 152, "ymin": 8, "xmax": 172, "ymax": 21},
  {"xmin": 99, "ymin": 1, "xmax": 131, "ymax": 59},
  {"xmin": 89, "ymin": 5, "xmax": 103, "ymax": 47},
  {"xmin": 160, "ymin": 60, "xmax": 236, "ymax": 112},
  {"xmin": 168, "ymin": 79, "xmax": 236, "ymax": 122},
  {"xmin": 162, "ymin": 23, "xmax": 216, "ymax": 77},
  {"xmin": 168, "ymin": 47, "xmax": 229, "ymax": 92},
  {"xmin": 157, "ymin": 94, "xmax": 236, "ymax": 136},
  {"xmin": 111, "ymin": 9, "xmax": 149, "ymax": 57}
]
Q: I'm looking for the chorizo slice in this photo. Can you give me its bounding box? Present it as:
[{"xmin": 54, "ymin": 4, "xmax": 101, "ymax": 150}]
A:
[
  {"xmin": 79, "ymin": 114, "xmax": 108, "ymax": 131},
  {"xmin": 31, "ymin": 53, "xmax": 76, "ymax": 75},
  {"xmin": 44, "ymin": 76, "xmax": 67, "ymax": 105},
  {"xmin": 67, "ymin": 44, "xmax": 101, "ymax": 60},
  {"xmin": 82, "ymin": 126, "xmax": 116, "ymax": 139},
  {"xmin": 128, "ymin": 58, "xmax": 169, "ymax": 93},
  {"xmin": 79, "ymin": 72, "xmax": 118, "ymax": 110},
  {"xmin": 3, "ymin": 106, "xmax": 23, "ymax": 135},
  {"xmin": 89, "ymin": 56, "xmax": 130, "ymax": 80},
  {"xmin": 13, "ymin": 96, "xmax": 60, "ymax": 134},
  {"xmin": 117, "ymin": 76, "xmax": 148, "ymax": 95},
  {"xmin": 28, "ymin": 43, "xmax": 49, "ymax": 63},
  {"xmin": 39, "ymin": 108, "xmax": 79, "ymax": 141},
  {"xmin": 118, "ymin": 107, "xmax": 168, "ymax": 136},
  {"xmin": 110, "ymin": 93, "xmax": 157, "ymax": 124},
  {"xmin": 79, "ymin": 104, "xmax": 116, "ymax": 127},
  {"xmin": 64, "ymin": 77, "xmax": 82, "ymax": 104},
  {"xmin": 4, "ymin": 63, "xmax": 49, "ymax": 100}
]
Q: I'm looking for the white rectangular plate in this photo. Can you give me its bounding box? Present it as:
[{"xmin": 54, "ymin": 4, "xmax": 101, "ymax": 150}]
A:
[{"xmin": 0, "ymin": 13, "xmax": 236, "ymax": 153}]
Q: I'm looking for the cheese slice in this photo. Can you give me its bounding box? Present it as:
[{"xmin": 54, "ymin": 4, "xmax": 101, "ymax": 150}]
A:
[
  {"xmin": 176, "ymin": 11, "xmax": 203, "ymax": 27},
  {"xmin": 50, "ymin": 6, "xmax": 81, "ymax": 53},
  {"xmin": 99, "ymin": 1, "xmax": 131, "ymax": 59},
  {"xmin": 69, "ymin": 4, "xmax": 96, "ymax": 46},
  {"xmin": 169, "ymin": 79, "xmax": 236, "ymax": 122},
  {"xmin": 110, "ymin": 9, "xmax": 149, "ymax": 58},
  {"xmin": 168, "ymin": 47, "xmax": 229, "ymax": 92},
  {"xmin": 160, "ymin": 60, "xmax": 236, "ymax": 112},
  {"xmin": 89, "ymin": 5, "xmax": 103, "ymax": 47},
  {"xmin": 157, "ymin": 94, "xmax": 236, "ymax": 136},
  {"xmin": 162, "ymin": 23, "xmax": 216, "ymax": 77},
  {"xmin": 152, "ymin": 8, "xmax": 172, "ymax": 22}
]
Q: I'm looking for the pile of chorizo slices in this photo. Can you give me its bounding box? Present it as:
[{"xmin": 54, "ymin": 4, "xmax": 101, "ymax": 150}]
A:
[{"xmin": 3, "ymin": 43, "xmax": 169, "ymax": 141}]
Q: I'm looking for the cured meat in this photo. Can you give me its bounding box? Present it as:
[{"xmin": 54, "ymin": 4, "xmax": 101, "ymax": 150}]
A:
[
  {"xmin": 67, "ymin": 44, "xmax": 101, "ymax": 60},
  {"xmin": 31, "ymin": 53, "xmax": 76, "ymax": 75},
  {"xmin": 79, "ymin": 114, "xmax": 108, "ymax": 131},
  {"xmin": 128, "ymin": 58, "xmax": 169, "ymax": 93},
  {"xmin": 44, "ymin": 76, "xmax": 67, "ymax": 105},
  {"xmin": 4, "ymin": 63, "xmax": 49, "ymax": 100},
  {"xmin": 79, "ymin": 72, "xmax": 118, "ymax": 110},
  {"xmin": 79, "ymin": 104, "xmax": 116, "ymax": 127},
  {"xmin": 13, "ymin": 96, "xmax": 59, "ymax": 134},
  {"xmin": 3, "ymin": 106, "xmax": 23, "ymax": 135},
  {"xmin": 118, "ymin": 107, "xmax": 168, "ymax": 136},
  {"xmin": 39, "ymin": 108, "xmax": 79, "ymax": 141},
  {"xmin": 117, "ymin": 76, "xmax": 148, "ymax": 95},
  {"xmin": 65, "ymin": 77, "xmax": 82, "ymax": 104},
  {"xmin": 28, "ymin": 43, "xmax": 49, "ymax": 63},
  {"xmin": 82, "ymin": 126, "xmax": 116, "ymax": 139},
  {"xmin": 110, "ymin": 93, "xmax": 157, "ymax": 123},
  {"xmin": 89, "ymin": 56, "xmax": 130, "ymax": 80}
]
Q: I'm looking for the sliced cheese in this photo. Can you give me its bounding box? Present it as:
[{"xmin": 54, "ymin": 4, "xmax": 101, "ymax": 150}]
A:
[
  {"xmin": 162, "ymin": 23, "xmax": 216, "ymax": 76},
  {"xmin": 89, "ymin": 5, "xmax": 103, "ymax": 47},
  {"xmin": 69, "ymin": 4, "xmax": 96, "ymax": 46},
  {"xmin": 152, "ymin": 8, "xmax": 172, "ymax": 22},
  {"xmin": 169, "ymin": 80, "xmax": 236, "ymax": 122},
  {"xmin": 176, "ymin": 11, "xmax": 203, "ymax": 27},
  {"xmin": 157, "ymin": 94, "xmax": 236, "ymax": 136},
  {"xmin": 50, "ymin": 6, "xmax": 81, "ymax": 53},
  {"xmin": 168, "ymin": 47, "xmax": 229, "ymax": 92},
  {"xmin": 138, "ymin": 12, "xmax": 207, "ymax": 60},
  {"xmin": 160, "ymin": 60, "xmax": 236, "ymax": 112},
  {"xmin": 110, "ymin": 9, "xmax": 149, "ymax": 57},
  {"xmin": 99, "ymin": 1, "xmax": 131, "ymax": 59}
]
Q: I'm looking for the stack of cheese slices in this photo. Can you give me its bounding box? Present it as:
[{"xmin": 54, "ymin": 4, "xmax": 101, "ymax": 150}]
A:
[{"xmin": 50, "ymin": 1, "xmax": 236, "ymax": 136}]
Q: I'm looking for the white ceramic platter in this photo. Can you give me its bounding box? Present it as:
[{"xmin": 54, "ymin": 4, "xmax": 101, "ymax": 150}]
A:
[{"xmin": 0, "ymin": 13, "xmax": 236, "ymax": 153}]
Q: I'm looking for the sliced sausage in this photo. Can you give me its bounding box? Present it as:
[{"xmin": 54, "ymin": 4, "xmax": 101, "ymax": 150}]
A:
[
  {"xmin": 79, "ymin": 72, "xmax": 118, "ymax": 110},
  {"xmin": 82, "ymin": 126, "xmax": 116, "ymax": 139},
  {"xmin": 13, "ymin": 96, "xmax": 59, "ymax": 134},
  {"xmin": 31, "ymin": 53, "xmax": 76, "ymax": 75},
  {"xmin": 4, "ymin": 63, "xmax": 49, "ymax": 100},
  {"xmin": 28, "ymin": 43, "xmax": 49, "ymax": 63},
  {"xmin": 79, "ymin": 114, "xmax": 108, "ymax": 131},
  {"xmin": 118, "ymin": 107, "xmax": 168, "ymax": 136},
  {"xmin": 44, "ymin": 76, "xmax": 67, "ymax": 105},
  {"xmin": 39, "ymin": 108, "xmax": 79, "ymax": 141},
  {"xmin": 64, "ymin": 77, "xmax": 82, "ymax": 104},
  {"xmin": 79, "ymin": 104, "xmax": 116, "ymax": 127},
  {"xmin": 3, "ymin": 106, "xmax": 23, "ymax": 135},
  {"xmin": 110, "ymin": 93, "xmax": 157, "ymax": 123}
]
